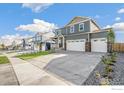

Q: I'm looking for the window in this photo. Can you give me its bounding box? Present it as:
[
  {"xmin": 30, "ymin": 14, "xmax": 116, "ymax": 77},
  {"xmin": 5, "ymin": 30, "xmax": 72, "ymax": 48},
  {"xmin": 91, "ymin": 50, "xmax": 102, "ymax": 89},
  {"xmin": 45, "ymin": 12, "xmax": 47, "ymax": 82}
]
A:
[
  {"xmin": 79, "ymin": 23, "xmax": 84, "ymax": 31},
  {"xmin": 55, "ymin": 30, "xmax": 58, "ymax": 35},
  {"xmin": 55, "ymin": 30, "xmax": 61, "ymax": 35},
  {"xmin": 70, "ymin": 26, "xmax": 74, "ymax": 33},
  {"xmin": 80, "ymin": 40, "xmax": 84, "ymax": 42},
  {"xmin": 58, "ymin": 30, "xmax": 61, "ymax": 35},
  {"xmin": 101, "ymin": 39, "xmax": 106, "ymax": 41},
  {"xmin": 94, "ymin": 40, "xmax": 98, "ymax": 42}
]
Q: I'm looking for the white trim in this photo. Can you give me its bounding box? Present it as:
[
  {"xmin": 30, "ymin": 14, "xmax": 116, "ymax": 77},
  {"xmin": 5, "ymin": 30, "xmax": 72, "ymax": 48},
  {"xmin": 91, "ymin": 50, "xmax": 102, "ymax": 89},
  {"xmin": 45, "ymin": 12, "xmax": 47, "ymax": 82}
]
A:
[
  {"xmin": 90, "ymin": 30, "xmax": 108, "ymax": 33},
  {"xmin": 70, "ymin": 25, "xmax": 75, "ymax": 33},
  {"xmin": 91, "ymin": 38, "xmax": 107, "ymax": 42},
  {"xmin": 63, "ymin": 30, "xmax": 108, "ymax": 38},
  {"xmin": 64, "ymin": 32, "xmax": 89, "ymax": 37},
  {"xmin": 90, "ymin": 20, "xmax": 92, "ymax": 32},
  {"xmin": 65, "ymin": 19, "xmax": 90, "ymax": 27},
  {"xmin": 79, "ymin": 23, "xmax": 84, "ymax": 32}
]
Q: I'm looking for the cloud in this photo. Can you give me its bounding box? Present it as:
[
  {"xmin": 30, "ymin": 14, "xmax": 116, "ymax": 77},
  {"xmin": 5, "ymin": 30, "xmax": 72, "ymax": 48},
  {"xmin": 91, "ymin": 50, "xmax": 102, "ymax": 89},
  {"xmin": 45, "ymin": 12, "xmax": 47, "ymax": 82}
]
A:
[
  {"xmin": 118, "ymin": 8, "xmax": 124, "ymax": 14},
  {"xmin": 94, "ymin": 15, "xmax": 100, "ymax": 19},
  {"xmin": 112, "ymin": 22, "xmax": 124, "ymax": 31},
  {"xmin": 22, "ymin": 3, "xmax": 53, "ymax": 13},
  {"xmin": 104, "ymin": 25, "xmax": 111, "ymax": 28},
  {"xmin": 104, "ymin": 22, "xmax": 124, "ymax": 31},
  {"xmin": 115, "ymin": 17, "xmax": 121, "ymax": 21},
  {"xmin": 0, "ymin": 34, "xmax": 31, "ymax": 46},
  {"xmin": 15, "ymin": 19, "xmax": 58, "ymax": 34}
]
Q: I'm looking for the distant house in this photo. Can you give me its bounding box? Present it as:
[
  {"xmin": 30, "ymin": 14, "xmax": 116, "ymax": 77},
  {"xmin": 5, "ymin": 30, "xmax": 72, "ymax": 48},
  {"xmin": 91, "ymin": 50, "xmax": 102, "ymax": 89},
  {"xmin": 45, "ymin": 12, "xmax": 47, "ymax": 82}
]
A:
[
  {"xmin": 33, "ymin": 33, "xmax": 42, "ymax": 51},
  {"xmin": 53, "ymin": 16, "xmax": 111, "ymax": 52},
  {"xmin": 20, "ymin": 37, "xmax": 34, "ymax": 50},
  {"xmin": 33, "ymin": 32, "xmax": 55, "ymax": 51},
  {"xmin": 0, "ymin": 44, "xmax": 3, "ymax": 50}
]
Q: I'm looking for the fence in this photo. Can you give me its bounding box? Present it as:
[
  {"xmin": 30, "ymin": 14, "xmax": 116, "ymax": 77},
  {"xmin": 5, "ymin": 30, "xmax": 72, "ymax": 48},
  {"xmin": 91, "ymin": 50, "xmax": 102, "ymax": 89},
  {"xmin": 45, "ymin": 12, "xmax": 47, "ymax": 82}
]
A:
[{"xmin": 112, "ymin": 43, "xmax": 124, "ymax": 52}]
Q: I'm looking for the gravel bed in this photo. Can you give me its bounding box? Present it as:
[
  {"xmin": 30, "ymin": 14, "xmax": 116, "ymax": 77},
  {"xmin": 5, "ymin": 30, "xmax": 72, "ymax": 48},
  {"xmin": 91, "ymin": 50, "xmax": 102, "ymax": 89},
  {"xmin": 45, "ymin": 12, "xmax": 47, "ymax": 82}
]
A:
[{"xmin": 83, "ymin": 53, "xmax": 124, "ymax": 85}]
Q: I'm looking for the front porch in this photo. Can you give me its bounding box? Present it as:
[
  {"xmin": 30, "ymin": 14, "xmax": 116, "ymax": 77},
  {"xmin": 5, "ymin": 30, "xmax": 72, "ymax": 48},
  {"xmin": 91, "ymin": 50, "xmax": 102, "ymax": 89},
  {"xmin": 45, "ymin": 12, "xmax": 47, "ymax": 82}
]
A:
[{"xmin": 52, "ymin": 35, "xmax": 65, "ymax": 50}]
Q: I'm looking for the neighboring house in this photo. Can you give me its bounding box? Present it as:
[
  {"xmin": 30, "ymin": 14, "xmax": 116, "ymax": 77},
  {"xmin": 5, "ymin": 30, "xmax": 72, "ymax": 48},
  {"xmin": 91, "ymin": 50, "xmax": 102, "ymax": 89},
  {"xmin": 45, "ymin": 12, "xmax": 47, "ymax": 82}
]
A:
[
  {"xmin": 0, "ymin": 44, "xmax": 3, "ymax": 50},
  {"xmin": 7, "ymin": 40, "xmax": 22, "ymax": 50},
  {"xmin": 33, "ymin": 33, "xmax": 43, "ymax": 51},
  {"xmin": 33, "ymin": 32, "xmax": 55, "ymax": 51},
  {"xmin": 21, "ymin": 37, "xmax": 34, "ymax": 50},
  {"xmin": 54, "ymin": 16, "xmax": 111, "ymax": 52}
]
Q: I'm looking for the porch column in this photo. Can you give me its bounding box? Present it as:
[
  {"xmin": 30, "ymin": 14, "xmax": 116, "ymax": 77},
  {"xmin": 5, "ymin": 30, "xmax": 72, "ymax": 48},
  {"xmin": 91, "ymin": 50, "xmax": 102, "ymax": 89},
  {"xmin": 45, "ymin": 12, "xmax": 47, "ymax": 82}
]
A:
[
  {"xmin": 57, "ymin": 37, "xmax": 59, "ymax": 48},
  {"xmin": 63, "ymin": 36, "xmax": 65, "ymax": 49}
]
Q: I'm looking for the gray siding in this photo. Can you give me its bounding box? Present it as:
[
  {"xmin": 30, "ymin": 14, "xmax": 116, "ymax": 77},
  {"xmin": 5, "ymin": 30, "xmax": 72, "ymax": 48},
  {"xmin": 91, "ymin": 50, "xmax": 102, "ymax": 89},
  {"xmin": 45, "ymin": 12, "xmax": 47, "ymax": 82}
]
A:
[
  {"xmin": 91, "ymin": 31, "xmax": 107, "ymax": 38},
  {"xmin": 65, "ymin": 34, "xmax": 88, "ymax": 40},
  {"xmin": 65, "ymin": 31, "xmax": 107, "ymax": 41},
  {"xmin": 55, "ymin": 20, "xmax": 91, "ymax": 36},
  {"xmin": 61, "ymin": 28, "xmax": 67, "ymax": 35},
  {"xmin": 66, "ymin": 21, "xmax": 90, "ymax": 35}
]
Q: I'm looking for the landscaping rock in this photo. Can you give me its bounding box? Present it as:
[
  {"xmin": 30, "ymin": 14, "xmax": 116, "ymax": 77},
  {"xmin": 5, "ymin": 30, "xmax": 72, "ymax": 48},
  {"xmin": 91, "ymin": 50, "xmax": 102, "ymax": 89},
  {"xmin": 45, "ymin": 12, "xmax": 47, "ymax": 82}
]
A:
[{"xmin": 83, "ymin": 53, "xmax": 124, "ymax": 85}]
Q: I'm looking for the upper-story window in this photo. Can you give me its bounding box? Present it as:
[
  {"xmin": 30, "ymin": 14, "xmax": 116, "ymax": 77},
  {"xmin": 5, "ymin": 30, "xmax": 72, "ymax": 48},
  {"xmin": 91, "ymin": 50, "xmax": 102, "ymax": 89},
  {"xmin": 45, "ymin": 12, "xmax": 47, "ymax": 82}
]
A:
[
  {"xmin": 70, "ymin": 26, "xmax": 74, "ymax": 33},
  {"xmin": 35, "ymin": 35, "xmax": 42, "ymax": 41},
  {"xmin": 55, "ymin": 29, "xmax": 61, "ymax": 36},
  {"xmin": 58, "ymin": 30, "xmax": 61, "ymax": 35},
  {"xmin": 79, "ymin": 23, "xmax": 84, "ymax": 31},
  {"xmin": 37, "ymin": 36, "xmax": 41, "ymax": 41}
]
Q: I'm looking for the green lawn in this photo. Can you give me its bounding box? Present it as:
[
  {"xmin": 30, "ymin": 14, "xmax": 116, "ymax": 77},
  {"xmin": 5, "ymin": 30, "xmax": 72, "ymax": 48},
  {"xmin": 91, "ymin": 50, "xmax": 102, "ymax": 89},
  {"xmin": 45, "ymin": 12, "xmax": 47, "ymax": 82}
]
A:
[
  {"xmin": 0, "ymin": 56, "xmax": 10, "ymax": 64},
  {"xmin": 16, "ymin": 51, "xmax": 50, "ymax": 60}
]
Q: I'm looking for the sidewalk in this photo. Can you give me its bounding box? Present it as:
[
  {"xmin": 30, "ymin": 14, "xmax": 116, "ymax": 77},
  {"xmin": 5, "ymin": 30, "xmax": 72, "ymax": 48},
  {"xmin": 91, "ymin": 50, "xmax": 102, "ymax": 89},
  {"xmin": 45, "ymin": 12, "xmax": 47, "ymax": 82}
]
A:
[
  {"xmin": 0, "ymin": 63, "xmax": 19, "ymax": 85},
  {"xmin": 5, "ymin": 53, "xmax": 72, "ymax": 85}
]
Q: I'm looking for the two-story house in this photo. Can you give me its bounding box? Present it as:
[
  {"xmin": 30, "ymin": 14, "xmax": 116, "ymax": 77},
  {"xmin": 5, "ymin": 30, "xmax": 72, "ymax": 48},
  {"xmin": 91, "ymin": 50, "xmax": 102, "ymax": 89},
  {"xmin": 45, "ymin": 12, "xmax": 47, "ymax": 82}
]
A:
[
  {"xmin": 54, "ymin": 16, "xmax": 110, "ymax": 52},
  {"xmin": 21, "ymin": 37, "xmax": 34, "ymax": 50},
  {"xmin": 33, "ymin": 32, "xmax": 55, "ymax": 51},
  {"xmin": 33, "ymin": 33, "xmax": 43, "ymax": 51}
]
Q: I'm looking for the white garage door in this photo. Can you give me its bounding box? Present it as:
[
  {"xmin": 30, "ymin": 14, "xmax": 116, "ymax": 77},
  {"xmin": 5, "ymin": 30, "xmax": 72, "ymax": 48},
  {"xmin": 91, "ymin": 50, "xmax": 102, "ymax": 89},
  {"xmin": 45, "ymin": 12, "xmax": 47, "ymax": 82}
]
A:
[
  {"xmin": 91, "ymin": 38, "xmax": 107, "ymax": 52},
  {"xmin": 66, "ymin": 39, "xmax": 86, "ymax": 51}
]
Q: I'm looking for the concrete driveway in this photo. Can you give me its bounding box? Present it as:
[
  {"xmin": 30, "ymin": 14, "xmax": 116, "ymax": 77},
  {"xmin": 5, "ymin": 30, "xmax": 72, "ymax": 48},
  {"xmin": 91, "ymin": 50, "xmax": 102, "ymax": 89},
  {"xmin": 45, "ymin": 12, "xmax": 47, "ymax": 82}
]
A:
[{"xmin": 44, "ymin": 51, "xmax": 105, "ymax": 85}]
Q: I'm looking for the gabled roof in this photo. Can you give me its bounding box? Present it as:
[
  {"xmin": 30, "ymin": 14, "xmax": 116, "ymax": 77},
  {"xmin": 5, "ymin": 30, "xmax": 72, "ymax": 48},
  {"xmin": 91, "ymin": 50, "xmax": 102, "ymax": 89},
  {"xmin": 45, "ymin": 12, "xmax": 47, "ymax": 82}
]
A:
[
  {"xmin": 65, "ymin": 16, "xmax": 90, "ymax": 26},
  {"xmin": 64, "ymin": 16, "xmax": 101, "ymax": 30}
]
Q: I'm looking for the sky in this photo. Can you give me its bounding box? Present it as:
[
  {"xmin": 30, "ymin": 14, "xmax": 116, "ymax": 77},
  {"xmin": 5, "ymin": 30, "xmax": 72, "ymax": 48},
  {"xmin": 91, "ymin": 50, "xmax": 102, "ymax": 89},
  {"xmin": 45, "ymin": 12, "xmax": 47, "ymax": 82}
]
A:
[{"xmin": 0, "ymin": 3, "xmax": 124, "ymax": 45}]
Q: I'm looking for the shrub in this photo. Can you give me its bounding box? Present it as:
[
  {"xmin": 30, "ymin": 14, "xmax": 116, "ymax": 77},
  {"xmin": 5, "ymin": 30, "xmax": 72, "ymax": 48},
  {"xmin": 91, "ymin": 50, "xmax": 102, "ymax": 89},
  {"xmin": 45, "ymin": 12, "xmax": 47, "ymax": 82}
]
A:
[
  {"xmin": 95, "ymin": 71, "xmax": 101, "ymax": 79},
  {"xmin": 101, "ymin": 56, "xmax": 114, "ymax": 79},
  {"xmin": 105, "ymin": 65, "xmax": 113, "ymax": 73},
  {"xmin": 110, "ymin": 52, "xmax": 117, "ymax": 62},
  {"xmin": 101, "ymin": 56, "xmax": 114, "ymax": 66}
]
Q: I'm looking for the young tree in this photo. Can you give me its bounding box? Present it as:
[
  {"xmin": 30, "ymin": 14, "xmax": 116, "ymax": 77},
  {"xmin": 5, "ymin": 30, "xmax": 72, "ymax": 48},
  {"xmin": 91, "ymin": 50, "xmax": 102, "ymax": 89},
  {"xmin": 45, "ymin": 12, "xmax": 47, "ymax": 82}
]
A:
[
  {"xmin": 1, "ymin": 43, "xmax": 5, "ymax": 50},
  {"xmin": 107, "ymin": 28, "xmax": 115, "ymax": 53}
]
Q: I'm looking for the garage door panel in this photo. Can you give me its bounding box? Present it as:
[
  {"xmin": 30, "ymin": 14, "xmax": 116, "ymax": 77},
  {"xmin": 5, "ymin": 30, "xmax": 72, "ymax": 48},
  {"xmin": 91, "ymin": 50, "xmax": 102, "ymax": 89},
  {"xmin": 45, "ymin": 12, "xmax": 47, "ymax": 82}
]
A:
[
  {"xmin": 66, "ymin": 39, "xmax": 85, "ymax": 51},
  {"xmin": 91, "ymin": 38, "xmax": 107, "ymax": 52}
]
